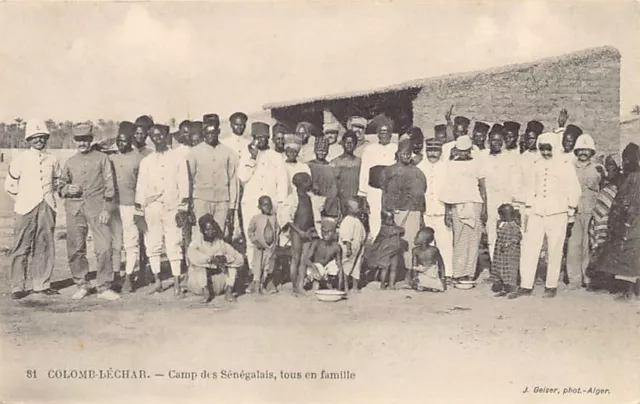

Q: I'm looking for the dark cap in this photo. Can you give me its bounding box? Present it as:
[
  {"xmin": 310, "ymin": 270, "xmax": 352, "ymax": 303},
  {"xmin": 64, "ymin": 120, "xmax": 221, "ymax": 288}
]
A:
[
  {"xmin": 229, "ymin": 112, "xmax": 248, "ymax": 122},
  {"xmin": 525, "ymin": 120, "xmax": 544, "ymax": 135},
  {"xmin": 179, "ymin": 120, "xmax": 191, "ymax": 130},
  {"xmin": 252, "ymin": 122, "xmax": 270, "ymax": 137},
  {"xmin": 189, "ymin": 121, "xmax": 203, "ymax": 135},
  {"xmin": 118, "ymin": 121, "xmax": 135, "ymax": 137},
  {"xmin": 489, "ymin": 123, "xmax": 504, "ymax": 135},
  {"xmin": 503, "ymin": 121, "xmax": 521, "ymax": 134},
  {"xmin": 134, "ymin": 115, "xmax": 154, "ymax": 130},
  {"xmin": 203, "ymin": 113, "xmax": 220, "ymax": 129},
  {"xmin": 72, "ymin": 122, "xmax": 94, "ymax": 139},
  {"xmin": 473, "ymin": 121, "xmax": 490, "ymax": 134},
  {"xmin": 453, "ymin": 116, "xmax": 470, "ymax": 127},
  {"xmin": 406, "ymin": 126, "xmax": 424, "ymax": 145},
  {"xmin": 564, "ymin": 124, "xmax": 583, "ymax": 137},
  {"xmin": 434, "ymin": 124, "xmax": 447, "ymax": 134}
]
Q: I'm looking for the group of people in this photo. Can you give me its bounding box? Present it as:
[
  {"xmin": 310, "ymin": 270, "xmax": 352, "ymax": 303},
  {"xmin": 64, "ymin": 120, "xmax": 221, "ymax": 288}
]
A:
[{"xmin": 5, "ymin": 107, "xmax": 639, "ymax": 303}]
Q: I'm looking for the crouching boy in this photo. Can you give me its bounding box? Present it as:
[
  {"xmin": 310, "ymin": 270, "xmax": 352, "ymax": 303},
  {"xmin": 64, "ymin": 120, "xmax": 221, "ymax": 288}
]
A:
[
  {"xmin": 410, "ymin": 227, "xmax": 446, "ymax": 292},
  {"xmin": 186, "ymin": 214, "xmax": 243, "ymax": 303},
  {"xmin": 304, "ymin": 218, "xmax": 345, "ymax": 291}
]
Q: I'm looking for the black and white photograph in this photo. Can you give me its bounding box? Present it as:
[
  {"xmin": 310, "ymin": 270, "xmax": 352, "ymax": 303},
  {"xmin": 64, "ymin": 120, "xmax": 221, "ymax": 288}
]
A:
[{"xmin": 0, "ymin": 1, "xmax": 639, "ymax": 403}]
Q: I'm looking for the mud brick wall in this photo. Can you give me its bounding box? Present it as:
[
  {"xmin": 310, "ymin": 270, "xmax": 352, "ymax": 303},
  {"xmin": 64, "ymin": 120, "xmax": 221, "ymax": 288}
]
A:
[{"xmin": 412, "ymin": 47, "xmax": 621, "ymax": 155}]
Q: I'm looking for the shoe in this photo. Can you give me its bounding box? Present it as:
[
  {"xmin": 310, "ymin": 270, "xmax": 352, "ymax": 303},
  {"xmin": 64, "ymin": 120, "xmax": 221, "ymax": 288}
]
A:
[
  {"xmin": 507, "ymin": 288, "xmax": 532, "ymax": 300},
  {"xmin": 225, "ymin": 287, "xmax": 237, "ymax": 302},
  {"xmin": 10, "ymin": 290, "xmax": 30, "ymax": 300},
  {"xmin": 72, "ymin": 288, "xmax": 88, "ymax": 300},
  {"xmin": 543, "ymin": 288, "xmax": 557, "ymax": 298},
  {"xmin": 34, "ymin": 288, "xmax": 60, "ymax": 296},
  {"xmin": 491, "ymin": 282, "xmax": 504, "ymax": 293},
  {"xmin": 122, "ymin": 275, "xmax": 134, "ymax": 294},
  {"xmin": 494, "ymin": 290, "xmax": 509, "ymax": 297},
  {"xmin": 97, "ymin": 289, "xmax": 120, "ymax": 301}
]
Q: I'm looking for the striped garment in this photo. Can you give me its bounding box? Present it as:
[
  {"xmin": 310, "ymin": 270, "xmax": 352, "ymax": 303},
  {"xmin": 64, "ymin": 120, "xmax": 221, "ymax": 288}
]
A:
[{"xmin": 588, "ymin": 183, "xmax": 618, "ymax": 251}]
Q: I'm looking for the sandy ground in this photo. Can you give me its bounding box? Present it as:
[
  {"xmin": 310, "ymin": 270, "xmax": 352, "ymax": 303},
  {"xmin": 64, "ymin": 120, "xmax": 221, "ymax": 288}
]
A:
[{"xmin": 0, "ymin": 157, "xmax": 639, "ymax": 404}]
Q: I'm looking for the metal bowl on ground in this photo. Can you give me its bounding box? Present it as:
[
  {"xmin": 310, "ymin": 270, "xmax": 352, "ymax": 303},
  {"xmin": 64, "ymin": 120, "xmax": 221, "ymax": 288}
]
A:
[
  {"xmin": 454, "ymin": 281, "xmax": 476, "ymax": 290},
  {"xmin": 315, "ymin": 290, "xmax": 347, "ymax": 302}
]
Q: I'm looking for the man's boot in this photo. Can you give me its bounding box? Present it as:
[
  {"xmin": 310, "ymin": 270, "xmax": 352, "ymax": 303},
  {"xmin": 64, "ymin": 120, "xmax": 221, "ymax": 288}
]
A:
[
  {"xmin": 173, "ymin": 276, "xmax": 181, "ymax": 298},
  {"xmin": 225, "ymin": 286, "xmax": 236, "ymax": 302},
  {"xmin": 507, "ymin": 287, "xmax": 532, "ymax": 300},
  {"xmin": 148, "ymin": 274, "xmax": 162, "ymax": 295},
  {"xmin": 543, "ymin": 287, "xmax": 557, "ymax": 298},
  {"xmin": 122, "ymin": 274, "xmax": 134, "ymax": 294}
]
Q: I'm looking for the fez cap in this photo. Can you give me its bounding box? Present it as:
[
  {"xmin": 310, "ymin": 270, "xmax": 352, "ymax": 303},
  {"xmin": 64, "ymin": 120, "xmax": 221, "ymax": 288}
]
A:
[
  {"xmin": 564, "ymin": 124, "xmax": 583, "ymax": 137},
  {"xmin": 72, "ymin": 122, "xmax": 94, "ymax": 139},
  {"xmin": 525, "ymin": 120, "xmax": 544, "ymax": 135},
  {"xmin": 179, "ymin": 120, "xmax": 191, "ymax": 130},
  {"xmin": 229, "ymin": 112, "xmax": 248, "ymax": 122},
  {"xmin": 190, "ymin": 121, "xmax": 204, "ymax": 135},
  {"xmin": 473, "ymin": 121, "xmax": 490, "ymax": 134},
  {"xmin": 118, "ymin": 121, "xmax": 136, "ymax": 137},
  {"xmin": 503, "ymin": 121, "xmax": 521, "ymax": 133},
  {"xmin": 252, "ymin": 122, "xmax": 270, "ymax": 137},
  {"xmin": 314, "ymin": 135, "xmax": 329, "ymax": 153},
  {"xmin": 453, "ymin": 116, "xmax": 470, "ymax": 127},
  {"xmin": 134, "ymin": 115, "xmax": 154, "ymax": 130},
  {"xmin": 203, "ymin": 113, "xmax": 220, "ymax": 128},
  {"xmin": 489, "ymin": 123, "xmax": 504, "ymax": 135},
  {"xmin": 434, "ymin": 124, "xmax": 447, "ymax": 134},
  {"xmin": 406, "ymin": 126, "xmax": 424, "ymax": 144}
]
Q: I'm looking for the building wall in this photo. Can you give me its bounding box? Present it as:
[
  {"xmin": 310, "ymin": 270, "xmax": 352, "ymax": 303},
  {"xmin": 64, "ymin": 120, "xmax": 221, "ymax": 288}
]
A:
[
  {"xmin": 412, "ymin": 48, "xmax": 621, "ymax": 155},
  {"xmin": 620, "ymin": 117, "xmax": 640, "ymax": 153}
]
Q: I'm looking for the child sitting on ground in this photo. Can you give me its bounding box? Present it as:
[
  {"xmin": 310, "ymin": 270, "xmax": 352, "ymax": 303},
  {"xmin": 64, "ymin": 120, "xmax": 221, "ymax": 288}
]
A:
[
  {"xmin": 366, "ymin": 210, "xmax": 406, "ymax": 290},
  {"xmin": 338, "ymin": 197, "xmax": 367, "ymax": 292},
  {"xmin": 491, "ymin": 204, "xmax": 522, "ymax": 297},
  {"xmin": 410, "ymin": 227, "xmax": 446, "ymax": 292},
  {"xmin": 247, "ymin": 195, "xmax": 280, "ymax": 294},
  {"xmin": 186, "ymin": 214, "xmax": 244, "ymax": 303},
  {"xmin": 303, "ymin": 217, "xmax": 344, "ymax": 291}
]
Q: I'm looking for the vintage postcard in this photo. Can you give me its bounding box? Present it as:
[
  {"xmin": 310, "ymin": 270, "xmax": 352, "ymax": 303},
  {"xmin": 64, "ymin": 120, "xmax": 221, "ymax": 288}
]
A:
[{"xmin": 0, "ymin": 1, "xmax": 639, "ymax": 403}]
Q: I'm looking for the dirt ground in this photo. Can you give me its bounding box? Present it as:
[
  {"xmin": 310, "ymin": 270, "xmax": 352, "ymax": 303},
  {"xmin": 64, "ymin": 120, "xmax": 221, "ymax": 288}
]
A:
[{"xmin": 0, "ymin": 160, "xmax": 639, "ymax": 404}]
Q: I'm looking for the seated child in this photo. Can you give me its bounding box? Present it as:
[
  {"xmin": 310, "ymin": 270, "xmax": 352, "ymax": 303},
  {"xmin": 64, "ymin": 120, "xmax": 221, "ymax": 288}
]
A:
[
  {"xmin": 410, "ymin": 227, "xmax": 446, "ymax": 292},
  {"xmin": 186, "ymin": 214, "xmax": 244, "ymax": 303},
  {"xmin": 338, "ymin": 197, "xmax": 367, "ymax": 292},
  {"xmin": 492, "ymin": 204, "xmax": 522, "ymax": 297},
  {"xmin": 247, "ymin": 195, "xmax": 280, "ymax": 294},
  {"xmin": 366, "ymin": 210, "xmax": 406, "ymax": 290},
  {"xmin": 303, "ymin": 217, "xmax": 344, "ymax": 291},
  {"xmin": 283, "ymin": 172, "xmax": 316, "ymax": 295}
]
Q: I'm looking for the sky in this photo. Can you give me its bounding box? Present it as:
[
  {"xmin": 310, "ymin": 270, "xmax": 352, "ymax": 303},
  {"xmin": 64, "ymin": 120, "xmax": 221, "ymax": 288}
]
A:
[{"xmin": 0, "ymin": 0, "xmax": 638, "ymax": 124}]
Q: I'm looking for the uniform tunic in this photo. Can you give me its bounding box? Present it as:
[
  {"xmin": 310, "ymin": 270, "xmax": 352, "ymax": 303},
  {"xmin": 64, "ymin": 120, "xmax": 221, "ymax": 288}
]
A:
[{"xmin": 359, "ymin": 143, "xmax": 397, "ymax": 238}]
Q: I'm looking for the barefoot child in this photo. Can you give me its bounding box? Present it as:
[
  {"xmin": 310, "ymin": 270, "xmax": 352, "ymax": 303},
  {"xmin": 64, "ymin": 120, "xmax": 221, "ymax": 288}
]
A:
[
  {"xmin": 303, "ymin": 218, "xmax": 344, "ymax": 291},
  {"xmin": 492, "ymin": 204, "xmax": 522, "ymax": 297},
  {"xmin": 410, "ymin": 227, "xmax": 446, "ymax": 292},
  {"xmin": 367, "ymin": 210, "xmax": 406, "ymax": 289},
  {"xmin": 186, "ymin": 214, "xmax": 244, "ymax": 303},
  {"xmin": 284, "ymin": 172, "xmax": 316, "ymax": 295},
  {"xmin": 338, "ymin": 197, "xmax": 366, "ymax": 291},
  {"xmin": 247, "ymin": 196, "xmax": 280, "ymax": 294}
]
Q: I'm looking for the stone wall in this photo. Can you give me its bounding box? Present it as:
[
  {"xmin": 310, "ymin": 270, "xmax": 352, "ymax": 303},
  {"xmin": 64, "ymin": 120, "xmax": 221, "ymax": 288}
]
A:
[{"xmin": 412, "ymin": 47, "xmax": 621, "ymax": 155}]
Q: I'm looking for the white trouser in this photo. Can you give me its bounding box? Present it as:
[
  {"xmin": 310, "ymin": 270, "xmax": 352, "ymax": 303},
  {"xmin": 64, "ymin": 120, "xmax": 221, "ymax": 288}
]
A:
[
  {"xmin": 144, "ymin": 201, "xmax": 182, "ymax": 277},
  {"xmin": 486, "ymin": 211, "xmax": 498, "ymax": 261},
  {"xmin": 366, "ymin": 188, "xmax": 383, "ymax": 239},
  {"xmin": 118, "ymin": 205, "xmax": 139, "ymax": 275},
  {"xmin": 520, "ymin": 213, "xmax": 568, "ymax": 289},
  {"xmin": 423, "ymin": 214, "xmax": 453, "ymax": 277},
  {"xmin": 309, "ymin": 194, "xmax": 326, "ymax": 235}
]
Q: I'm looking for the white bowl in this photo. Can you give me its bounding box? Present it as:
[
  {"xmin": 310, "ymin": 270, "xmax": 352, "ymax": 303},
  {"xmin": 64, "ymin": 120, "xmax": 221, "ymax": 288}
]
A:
[
  {"xmin": 315, "ymin": 290, "xmax": 346, "ymax": 302},
  {"xmin": 454, "ymin": 282, "xmax": 475, "ymax": 290}
]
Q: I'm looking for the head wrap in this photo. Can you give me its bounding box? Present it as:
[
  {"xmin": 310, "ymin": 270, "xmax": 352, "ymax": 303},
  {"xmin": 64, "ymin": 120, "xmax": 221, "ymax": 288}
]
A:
[
  {"xmin": 473, "ymin": 121, "xmax": 490, "ymax": 134},
  {"xmin": 229, "ymin": 112, "xmax": 248, "ymax": 122},
  {"xmin": 503, "ymin": 121, "xmax": 521, "ymax": 134},
  {"xmin": 323, "ymin": 121, "xmax": 341, "ymax": 134},
  {"xmin": 536, "ymin": 132, "xmax": 562, "ymax": 155},
  {"xmin": 525, "ymin": 120, "xmax": 544, "ymax": 135},
  {"xmin": 434, "ymin": 124, "xmax": 447, "ymax": 135},
  {"xmin": 296, "ymin": 121, "xmax": 320, "ymax": 137},
  {"xmin": 406, "ymin": 126, "xmax": 424, "ymax": 145},
  {"xmin": 272, "ymin": 121, "xmax": 292, "ymax": 136},
  {"xmin": 314, "ymin": 135, "xmax": 329, "ymax": 153},
  {"xmin": 564, "ymin": 124, "xmax": 583, "ymax": 138},
  {"xmin": 425, "ymin": 138, "xmax": 443, "ymax": 151},
  {"xmin": 573, "ymin": 133, "xmax": 595, "ymax": 152},
  {"xmin": 25, "ymin": 120, "xmax": 50, "ymax": 140},
  {"xmin": 284, "ymin": 133, "xmax": 302, "ymax": 151},
  {"xmin": 347, "ymin": 116, "xmax": 367, "ymax": 130},
  {"xmin": 622, "ymin": 143, "xmax": 640, "ymax": 163},
  {"xmin": 118, "ymin": 121, "xmax": 135, "ymax": 137},
  {"xmin": 251, "ymin": 122, "xmax": 270, "ymax": 138},
  {"xmin": 72, "ymin": 122, "xmax": 94, "ymax": 139},
  {"xmin": 367, "ymin": 113, "xmax": 394, "ymax": 134},
  {"xmin": 455, "ymin": 135, "xmax": 472, "ymax": 151},
  {"xmin": 203, "ymin": 113, "xmax": 220, "ymax": 129},
  {"xmin": 453, "ymin": 116, "xmax": 470, "ymax": 128},
  {"xmin": 134, "ymin": 115, "xmax": 154, "ymax": 130}
]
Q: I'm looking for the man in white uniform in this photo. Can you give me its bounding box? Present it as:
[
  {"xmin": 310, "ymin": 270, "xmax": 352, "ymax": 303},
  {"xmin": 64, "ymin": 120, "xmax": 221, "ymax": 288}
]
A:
[
  {"xmin": 5, "ymin": 120, "xmax": 61, "ymax": 299},
  {"xmin": 135, "ymin": 124, "xmax": 189, "ymax": 296}
]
